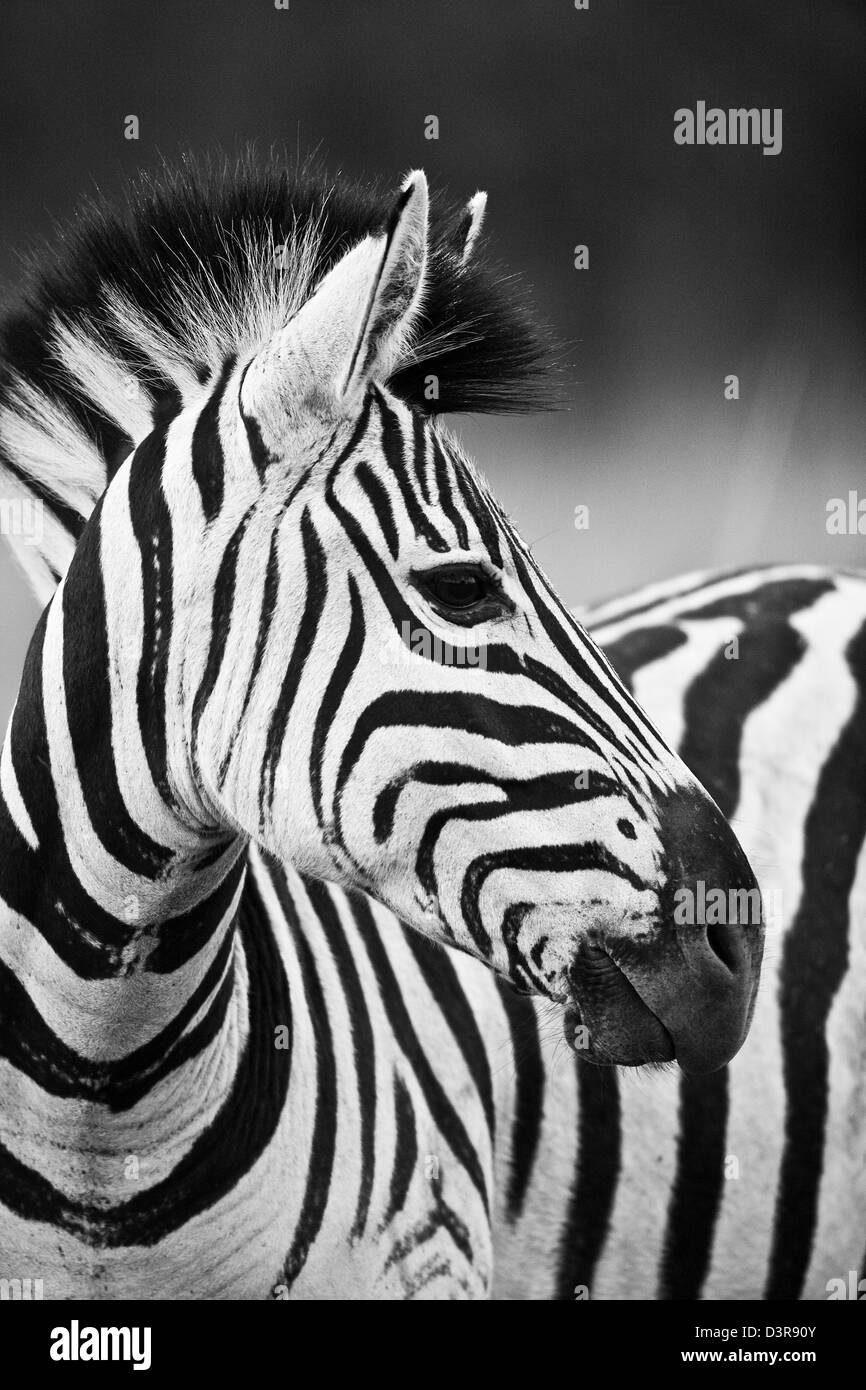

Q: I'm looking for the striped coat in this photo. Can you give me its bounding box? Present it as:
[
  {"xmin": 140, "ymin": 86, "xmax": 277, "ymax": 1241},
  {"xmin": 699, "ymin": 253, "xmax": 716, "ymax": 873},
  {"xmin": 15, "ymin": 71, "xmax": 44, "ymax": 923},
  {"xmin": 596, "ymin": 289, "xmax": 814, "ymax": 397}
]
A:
[
  {"xmin": 0, "ymin": 158, "xmax": 862, "ymax": 1299},
  {"xmin": 3, "ymin": 563, "xmax": 861, "ymax": 1300}
]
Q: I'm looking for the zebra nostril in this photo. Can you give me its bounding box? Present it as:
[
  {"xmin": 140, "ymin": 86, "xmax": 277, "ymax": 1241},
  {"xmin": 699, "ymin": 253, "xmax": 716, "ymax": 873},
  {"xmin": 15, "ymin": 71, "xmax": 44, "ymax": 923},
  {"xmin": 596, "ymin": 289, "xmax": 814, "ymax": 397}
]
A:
[
  {"xmin": 705, "ymin": 920, "xmax": 744, "ymax": 973},
  {"xmin": 617, "ymin": 818, "xmax": 636, "ymax": 840}
]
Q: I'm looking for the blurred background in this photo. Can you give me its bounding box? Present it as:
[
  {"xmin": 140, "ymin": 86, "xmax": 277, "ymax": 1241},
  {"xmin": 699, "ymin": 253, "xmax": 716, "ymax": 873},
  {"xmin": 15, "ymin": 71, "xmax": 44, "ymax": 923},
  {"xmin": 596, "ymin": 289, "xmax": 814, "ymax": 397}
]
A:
[{"xmin": 0, "ymin": 0, "xmax": 863, "ymax": 728}]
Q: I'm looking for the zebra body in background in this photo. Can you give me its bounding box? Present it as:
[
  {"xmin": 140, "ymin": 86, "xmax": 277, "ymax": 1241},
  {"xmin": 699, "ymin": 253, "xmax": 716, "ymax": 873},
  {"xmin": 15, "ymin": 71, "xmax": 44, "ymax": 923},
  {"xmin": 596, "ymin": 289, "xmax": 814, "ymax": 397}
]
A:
[
  {"xmin": 0, "ymin": 157, "xmax": 859, "ymax": 1299},
  {"xmin": 524, "ymin": 563, "xmax": 866, "ymax": 1300}
]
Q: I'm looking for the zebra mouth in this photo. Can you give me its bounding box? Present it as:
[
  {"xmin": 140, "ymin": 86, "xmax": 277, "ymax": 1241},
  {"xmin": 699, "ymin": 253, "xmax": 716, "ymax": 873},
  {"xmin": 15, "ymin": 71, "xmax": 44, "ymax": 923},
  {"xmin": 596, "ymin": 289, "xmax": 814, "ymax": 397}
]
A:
[
  {"xmin": 562, "ymin": 1001, "xmax": 586, "ymax": 1047},
  {"xmin": 563, "ymin": 948, "xmax": 675, "ymax": 1067}
]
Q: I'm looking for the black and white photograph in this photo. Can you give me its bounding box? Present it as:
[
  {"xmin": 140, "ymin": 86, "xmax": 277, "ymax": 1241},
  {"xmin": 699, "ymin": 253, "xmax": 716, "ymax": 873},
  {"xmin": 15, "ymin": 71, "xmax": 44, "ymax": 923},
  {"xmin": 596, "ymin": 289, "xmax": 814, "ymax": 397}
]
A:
[{"xmin": 0, "ymin": 0, "xmax": 863, "ymax": 1346}]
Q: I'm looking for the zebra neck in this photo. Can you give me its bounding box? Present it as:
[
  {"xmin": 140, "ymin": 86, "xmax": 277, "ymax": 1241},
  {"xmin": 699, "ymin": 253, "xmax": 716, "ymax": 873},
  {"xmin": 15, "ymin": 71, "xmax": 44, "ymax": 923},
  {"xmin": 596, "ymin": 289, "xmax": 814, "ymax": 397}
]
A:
[
  {"xmin": 0, "ymin": 546, "xmax": 250, "ymax": 1052},
  {"xmin": 0, "ymin": 685, "xmax": 252, "ymax": 1192}
]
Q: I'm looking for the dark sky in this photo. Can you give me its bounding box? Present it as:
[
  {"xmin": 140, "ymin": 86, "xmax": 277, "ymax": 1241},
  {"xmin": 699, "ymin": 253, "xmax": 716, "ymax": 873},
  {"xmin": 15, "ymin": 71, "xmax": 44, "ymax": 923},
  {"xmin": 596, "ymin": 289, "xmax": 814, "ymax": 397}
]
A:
[{"xmin": 0, "ymin": 0, "xmax": 863, "ymax": 721}]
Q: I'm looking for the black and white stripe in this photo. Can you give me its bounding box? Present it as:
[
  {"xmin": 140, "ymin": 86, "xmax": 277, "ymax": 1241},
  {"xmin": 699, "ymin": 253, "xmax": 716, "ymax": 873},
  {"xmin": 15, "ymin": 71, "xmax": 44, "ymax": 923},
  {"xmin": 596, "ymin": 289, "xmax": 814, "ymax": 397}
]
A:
[{"xmin": 0, "ymin": 159, "xmax": 856, "ymax": 1299}]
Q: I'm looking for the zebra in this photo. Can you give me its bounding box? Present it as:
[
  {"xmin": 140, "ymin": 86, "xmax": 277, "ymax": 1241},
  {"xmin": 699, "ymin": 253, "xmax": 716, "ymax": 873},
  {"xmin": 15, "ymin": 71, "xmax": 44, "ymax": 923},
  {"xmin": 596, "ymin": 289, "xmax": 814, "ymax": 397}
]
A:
[{"xmin": 0, "ymin": 153, "xmax": 855, "ymax": 1301}]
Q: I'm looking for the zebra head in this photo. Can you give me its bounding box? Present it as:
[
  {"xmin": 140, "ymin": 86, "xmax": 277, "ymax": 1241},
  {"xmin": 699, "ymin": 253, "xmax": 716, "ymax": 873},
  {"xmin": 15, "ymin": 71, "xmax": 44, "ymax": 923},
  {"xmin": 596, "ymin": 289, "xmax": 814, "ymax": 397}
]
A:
[{"xmin": 155, "ymin": 172, "xmax": 763, "ymax": 1074}]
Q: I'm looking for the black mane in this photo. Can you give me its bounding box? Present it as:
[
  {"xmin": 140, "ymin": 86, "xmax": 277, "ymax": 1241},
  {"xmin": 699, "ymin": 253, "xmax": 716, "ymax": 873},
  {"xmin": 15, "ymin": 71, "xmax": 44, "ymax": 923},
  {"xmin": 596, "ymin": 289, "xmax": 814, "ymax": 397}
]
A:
[{"xmin": 0, "ymin": 151, "xmax": 552, "ymax": 499}]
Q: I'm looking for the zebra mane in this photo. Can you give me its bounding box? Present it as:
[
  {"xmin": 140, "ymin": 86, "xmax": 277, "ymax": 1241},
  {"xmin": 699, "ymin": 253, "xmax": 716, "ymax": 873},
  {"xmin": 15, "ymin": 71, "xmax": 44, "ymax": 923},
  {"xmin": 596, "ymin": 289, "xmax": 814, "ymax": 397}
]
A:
[{"xmin": 0, "ymin": 150, "xmax": 552, "ymax": 602}]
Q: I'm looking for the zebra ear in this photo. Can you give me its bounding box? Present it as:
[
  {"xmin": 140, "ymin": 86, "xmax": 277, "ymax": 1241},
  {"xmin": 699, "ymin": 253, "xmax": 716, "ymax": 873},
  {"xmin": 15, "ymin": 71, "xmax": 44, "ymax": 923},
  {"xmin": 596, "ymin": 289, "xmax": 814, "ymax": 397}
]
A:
[
  {"xmin": 455, "ymin": 192, "xmax": 487, "ymax": 265},
  {"xmin": 331, "ymin": 169, "xmax": 429, "ymax": 399},
  {"xmin": 244, "ymin": 171, "xmax": 429, "ymax": 426}
]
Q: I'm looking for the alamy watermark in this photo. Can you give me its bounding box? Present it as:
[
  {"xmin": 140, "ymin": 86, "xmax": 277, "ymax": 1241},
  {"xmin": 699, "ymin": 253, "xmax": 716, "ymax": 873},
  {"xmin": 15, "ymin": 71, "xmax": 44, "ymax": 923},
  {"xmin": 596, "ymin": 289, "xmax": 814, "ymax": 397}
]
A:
[
  {"xmin": 376, "ymin": 620, "xmax": 487, "ymax": 670},
  {"xmin": 826, "ymin": 491, "xmax": 866, "ymax": 535},
  {"xmin": 0, "ymin": 496, "xmax": 43, "ymax": 546},
  {"xmin": 50, "ymin": 1321, "xmax": 151, "ymax": 1370},
  {"xmin": 0, "ymin": 1276, "xmax": 43, "ymax": 1299},
  {"xmin": 826, "ymin": 1270, "xmax": 866, "ymax": 1300},
  {"xmin": 673, "ymin": 880, "xmax": 776, "ymax": 930},
  {"xmin": 675, "ymin": 102, "xmax": 782, "ymax": 156}
]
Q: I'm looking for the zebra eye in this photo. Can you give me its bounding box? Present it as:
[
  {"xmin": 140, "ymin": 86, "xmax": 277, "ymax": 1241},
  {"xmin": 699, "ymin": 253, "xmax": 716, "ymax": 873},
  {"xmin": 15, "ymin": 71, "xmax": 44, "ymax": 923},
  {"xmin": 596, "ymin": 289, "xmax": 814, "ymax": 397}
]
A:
[
  {"xmin": 428, "ymin": 570, "xmax": 485, "ymax": 608},
  {"xmin": 413, "ymin": 564, "xmax": 507, "ymax": 623}
]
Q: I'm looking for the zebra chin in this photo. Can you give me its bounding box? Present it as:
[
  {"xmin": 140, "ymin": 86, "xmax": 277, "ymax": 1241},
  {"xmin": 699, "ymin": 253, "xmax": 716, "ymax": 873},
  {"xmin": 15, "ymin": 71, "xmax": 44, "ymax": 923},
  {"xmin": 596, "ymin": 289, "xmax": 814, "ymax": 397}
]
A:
[{"xmin": 562, "ymin": 953, "xmax": 676, "ymax": 1069}]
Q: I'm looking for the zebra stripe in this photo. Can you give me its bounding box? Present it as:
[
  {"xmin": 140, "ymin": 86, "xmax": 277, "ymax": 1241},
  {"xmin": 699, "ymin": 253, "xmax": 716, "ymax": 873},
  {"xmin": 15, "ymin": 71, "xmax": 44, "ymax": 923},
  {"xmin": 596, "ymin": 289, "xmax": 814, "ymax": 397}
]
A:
[{"xmin": 0, "ymin": 158, "xmax": 860, "ymax": 1299}]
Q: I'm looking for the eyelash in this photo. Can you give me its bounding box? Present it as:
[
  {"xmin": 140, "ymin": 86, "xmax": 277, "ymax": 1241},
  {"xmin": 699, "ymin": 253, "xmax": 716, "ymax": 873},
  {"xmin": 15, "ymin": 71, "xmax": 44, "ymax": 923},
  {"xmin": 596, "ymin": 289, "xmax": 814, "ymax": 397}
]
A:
[{"xmin": 409, "ymin": 563, "xmax": 512, "ymax": 626}]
